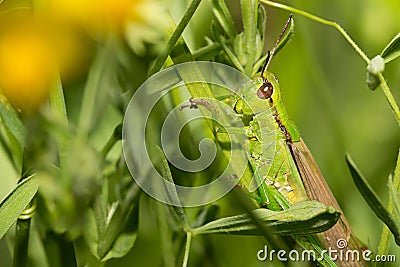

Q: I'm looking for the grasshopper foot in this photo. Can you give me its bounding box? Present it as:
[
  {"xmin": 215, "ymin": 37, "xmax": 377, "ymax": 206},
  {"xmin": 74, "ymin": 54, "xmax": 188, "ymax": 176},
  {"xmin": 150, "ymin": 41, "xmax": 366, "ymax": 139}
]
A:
[{"xmin": 179, "ymin": 97, "xmax": 218, "ymax": 112}]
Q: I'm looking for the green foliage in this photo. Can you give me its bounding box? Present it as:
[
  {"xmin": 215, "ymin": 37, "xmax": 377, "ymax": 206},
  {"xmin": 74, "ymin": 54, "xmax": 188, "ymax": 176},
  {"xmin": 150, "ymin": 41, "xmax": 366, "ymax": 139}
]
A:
[
  {"xmin": 346, "ymin": 154, "xmax": 400, "ymax": 246},
  {"xmin": 0, "ymin": 176, "xmax": 38, "ymax": 239},
  {"xmin": 192, "ymin": 201, "xmax": 340, "ymax": 236},
  {"xmin": 0, "ymin": 0, "xmax": 399, "ymax": 266},
  {"xmin": 381, "ymin": 32, "xmax": 400, "ymax": 63}
]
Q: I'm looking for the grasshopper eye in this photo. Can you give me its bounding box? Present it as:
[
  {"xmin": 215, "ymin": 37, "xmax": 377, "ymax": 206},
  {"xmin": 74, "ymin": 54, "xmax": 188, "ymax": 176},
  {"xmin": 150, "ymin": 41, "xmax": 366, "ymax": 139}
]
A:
[{"xmin": 257, "ymin": 82, "xmax": 273, "ymax": 99}]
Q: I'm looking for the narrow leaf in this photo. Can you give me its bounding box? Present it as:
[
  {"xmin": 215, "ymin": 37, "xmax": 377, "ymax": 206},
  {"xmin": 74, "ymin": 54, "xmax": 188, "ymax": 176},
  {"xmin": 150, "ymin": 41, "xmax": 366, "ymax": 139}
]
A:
[
  {"xmin": 153, "ymin": 201, "xmax": 175, "ymax": 267},
  {"xmin": 257, "ymin": 4, "xmax": 267, "ymax": 45},
  {"xmin": 0, "ymin": 99, "xmax": 24, "ymax": 146},
  {"xmin": 153, "ymin": 146, "xmax": 188, "ymax": 228},
  {"xmin": 381, "ymin": 32, "xmax": 400, "ymax": 63},
  {"xmin": 149, "ymin": 0, "xmax": 202, "ymax": 76},
  {"xmin": 191, "ymin": 201, "xmax": 340, "ymax": 236},
  {"xmin": 218, "ymin": 34, "xmax": 245, "ymax": 72},
  {"xmin": 192, "ymin": 204, "xmax": 220, "ymax": 228},
  {"xmin": 0, "ymin": 175, "xmax": 38, "ymax": 239},
  {"xmin": 346, "ymin": 154, "xmax": 400, "ymax": 245},
  {"xmin": 97, "ymin": 183, "xmax": 141, "ymax": 260},
  {"xmin": 0, "ymin": 95, "xmax": 25, "ymax": 165},
  {"xmin": 388, "ymin": 175, "xmax": 400, "ymax": 223},
  {"xmin": 78, "ymin": 47, "xmax": 107, "ymax": 136},
  {"xmin": 192, "ymin": 41, "xmax": 223, "ymax": 61},
  {"xmin": 211, "ymin": 0, "xmax": 236, "ymax": 38}
]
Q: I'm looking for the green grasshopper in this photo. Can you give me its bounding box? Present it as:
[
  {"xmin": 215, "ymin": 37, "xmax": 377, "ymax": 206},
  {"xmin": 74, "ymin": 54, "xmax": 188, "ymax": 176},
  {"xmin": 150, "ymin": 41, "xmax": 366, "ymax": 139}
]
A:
[{"xmin": 183, "ymin": 15, "xmax": 366, "ymax": 266}]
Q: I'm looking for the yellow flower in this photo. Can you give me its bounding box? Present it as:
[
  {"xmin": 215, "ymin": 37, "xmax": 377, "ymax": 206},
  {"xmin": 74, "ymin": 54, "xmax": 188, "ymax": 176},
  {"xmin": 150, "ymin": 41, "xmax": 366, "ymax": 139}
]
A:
[
  {"xmin": 48, "ymin": 0, "xmax": 168, "ymax": 54},
  {"xmin": 49, "ymin": 0, "xmax": 152, "ymax": 30},
  {"xmin": 0, "ymin": 20, "xmax": 56, "ymax": 113}
]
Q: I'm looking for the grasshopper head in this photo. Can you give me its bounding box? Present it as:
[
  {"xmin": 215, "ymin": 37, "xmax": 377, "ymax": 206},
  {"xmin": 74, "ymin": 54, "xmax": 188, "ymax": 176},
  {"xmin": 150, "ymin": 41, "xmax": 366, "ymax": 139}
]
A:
[
  {"xmin": 234, "ymin": 71, "xmax": 281, "ymax": 115},
  {"xmin": 257, "ymin": 70, "xmax": 281, "ymax": 104}
]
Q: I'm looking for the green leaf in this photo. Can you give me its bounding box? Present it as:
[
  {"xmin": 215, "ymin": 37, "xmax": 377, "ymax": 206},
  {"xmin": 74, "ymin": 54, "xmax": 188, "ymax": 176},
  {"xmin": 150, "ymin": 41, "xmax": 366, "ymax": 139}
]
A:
[
  {"xmin": 192, "ymin": 204, "xmax": 220, "ymax": 228},
  {"xmin": 346, "ymin": 154, "xmax": 400, "ymax": 246},
  {"xmin": 97, "ymin": 183, "xmax": 141, "ymax": 260},
  {"xmin": 192, "ymin": 41, "xmax": 223, "ymax": 61},
  {"xmin": 78, "ymin": 46, "xmax": 107, "ymax": 136},
  {"xmin": 153, "ymin": 201, "xmax": 175, "ymax": 267},
  {"xmin": 101, "ymin": 208, "xmax": 139, "ymax": 261},
  {"xmin": 211, "ymin": 0, "xmax": 236, "ymax": 38},
  {"xmin": 0, "ymin": 96, "xmax": 25, "ymax": 167},
  {"xmin": 257, "ymin": 4, "xmax": 267, "ymax": 45},
  {"xmin": 191, "ymin": 201, "xmax": 340, "ymax": 236},
  {"xmin": 219, "ymin": 33, "xmax": 245, "ymax": 72},
  {"xmin": 381, "ymin": 32, "xmax": 400, "ymax": 63},
  {"xmin": 388, "ymin": 175, "xmax": 400, "ymax": 224},
  {"xmin": 0, "ymin": 175, "xmax": 38, "ymax": 239},
  {"xmin": 153, "ymin": 146, "xmax": 188, "ymax": 229}
]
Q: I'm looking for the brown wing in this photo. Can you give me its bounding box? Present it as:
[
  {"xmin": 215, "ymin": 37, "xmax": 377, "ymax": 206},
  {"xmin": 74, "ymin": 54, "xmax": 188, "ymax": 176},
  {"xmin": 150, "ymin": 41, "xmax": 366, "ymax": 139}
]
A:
[{"xmin": 290, "ymin": 138, "xmax": 368, "ymax": 267}]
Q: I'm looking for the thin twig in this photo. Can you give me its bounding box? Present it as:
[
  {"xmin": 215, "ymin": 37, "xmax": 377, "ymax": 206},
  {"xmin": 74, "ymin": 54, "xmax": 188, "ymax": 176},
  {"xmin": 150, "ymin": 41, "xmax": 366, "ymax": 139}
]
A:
[{"xmin": 182, "ymin": 232, "xmax": 192, "ymax": 267}]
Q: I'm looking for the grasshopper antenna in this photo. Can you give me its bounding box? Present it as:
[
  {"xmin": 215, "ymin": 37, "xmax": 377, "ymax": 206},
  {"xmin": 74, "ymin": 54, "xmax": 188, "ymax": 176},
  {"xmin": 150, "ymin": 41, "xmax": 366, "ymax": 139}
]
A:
[{"xmin": 261, "ymin": 14, "xmax": 293, "ymax": 79}]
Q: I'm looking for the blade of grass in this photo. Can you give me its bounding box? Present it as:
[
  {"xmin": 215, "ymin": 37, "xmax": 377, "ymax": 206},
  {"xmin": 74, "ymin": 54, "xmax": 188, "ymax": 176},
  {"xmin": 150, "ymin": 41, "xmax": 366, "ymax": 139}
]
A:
[
  {"xmin": 388, "ymin": 177, "xmax": 400, "ymax": 222},
  {"xmin": 78, "ymin": 47, "xmax": 107, "ymax": 136},
  {"xmin": 97, "ymin": 183, "xmax": 141, "ymax": 260},
  {"xmin": 346, "ymin": 154, "xmax": 400, "ymax": 246},
  {"xmin": 49, "ymin": 76, "xmax": 69, "ymax": 165},
  {"xmin": 0, "ymin": 95, "xmax": 25, "ymax": 169},
  {"xmin": 376, "ymin": 150, "xmax": 400, "ymax": 265},
  {"xmin": 153, "ymin": 146, "xmax": 188, "ymax": 229},
  {"xmin": 191, "ymin": 200, "xmax": 340, "ymax": 236},
  {"xmin": 191, "ymin": 41, "xmax": 223, "ymax": 60},
  {"xmin": 149, "ymin": 0, "xmax": 202, "ymax": 76},
  {"xmin": 210, "ymin": 0, "xmax": 236, "ymax": 38},
  {"xmin": 381, "ymin": 32, "xmax": 400, "ymax": 63},
  {"xmin": 0, "ymin": 175, "xmax": 38, "ymax": 239},
  {"xmin": 153, "ymin": 201, "xmax": 175, "ymax": 267}
]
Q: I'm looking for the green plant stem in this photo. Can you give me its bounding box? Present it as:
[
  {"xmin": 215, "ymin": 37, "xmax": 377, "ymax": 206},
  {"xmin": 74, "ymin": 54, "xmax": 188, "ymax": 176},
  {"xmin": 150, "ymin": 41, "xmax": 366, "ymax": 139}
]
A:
[
  {"xmin": 260, "ymin": 1, "xmax": 369, "ymax": 63},
  {"xmin": 260, "ymin": 0, "xmax": 400, "ymax": 126},
  {"xmin": 375, "ymin": 227, "xmax": 391, "ymax": 267},
  {"xmin": 149, "ymin": 0, "xmax": 202, "ymax": 76},
  {"xmin": 182, "ymin": 232, "xmax": 192, "ymax": 267},
  {"xmin": 13, "ymin": 218, "xmax": 31, "ymax": 267},
  {"xmin": 378, "ymin": 74, "xmax": 400, "ymax": 126},
  {"xmin": 101, "ymin": 124, "xmax": 122, "ymax": 158}
]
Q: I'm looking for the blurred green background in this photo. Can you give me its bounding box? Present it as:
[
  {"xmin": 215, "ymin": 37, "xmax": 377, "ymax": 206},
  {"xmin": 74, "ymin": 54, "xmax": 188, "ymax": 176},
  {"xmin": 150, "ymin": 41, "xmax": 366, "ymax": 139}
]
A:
[{"xmin": 1, "ymin": 0, "xmax": 399, "ymax": 266}]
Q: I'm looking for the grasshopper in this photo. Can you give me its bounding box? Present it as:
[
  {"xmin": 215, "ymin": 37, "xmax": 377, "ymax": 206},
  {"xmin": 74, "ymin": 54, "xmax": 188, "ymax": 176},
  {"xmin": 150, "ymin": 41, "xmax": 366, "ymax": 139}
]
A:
[{"xmin": 181, "ymin": 15, "xmax": 367, "ymax": 266}]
